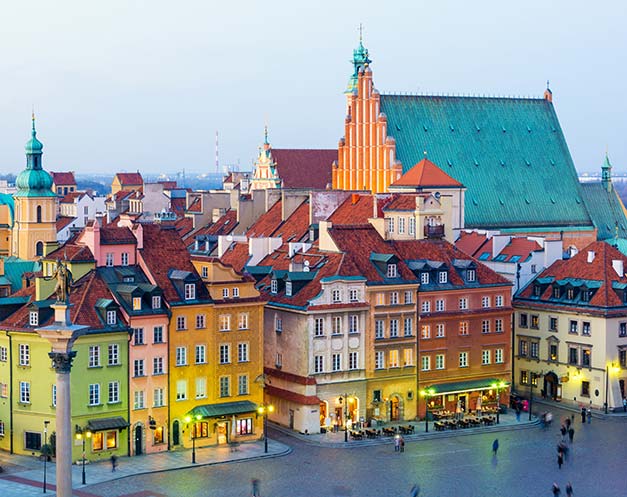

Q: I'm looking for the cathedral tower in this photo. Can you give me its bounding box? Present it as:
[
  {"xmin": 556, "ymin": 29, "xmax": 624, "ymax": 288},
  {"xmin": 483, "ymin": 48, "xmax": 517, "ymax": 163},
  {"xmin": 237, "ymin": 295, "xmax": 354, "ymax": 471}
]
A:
[
  {"xmin": 250, "ymin": 127, "xmax": 282, "ymax": 190},
  {"xmin": 12, "ymin": 116, "xmax": 57, "ymax": 259}
]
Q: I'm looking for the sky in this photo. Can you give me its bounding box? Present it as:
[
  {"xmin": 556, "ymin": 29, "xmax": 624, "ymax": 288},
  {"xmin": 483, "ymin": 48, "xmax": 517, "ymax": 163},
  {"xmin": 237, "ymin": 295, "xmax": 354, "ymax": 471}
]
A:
[{"xmin": 1, "ymin": 0, "xmax": 625, "ymax": 176}]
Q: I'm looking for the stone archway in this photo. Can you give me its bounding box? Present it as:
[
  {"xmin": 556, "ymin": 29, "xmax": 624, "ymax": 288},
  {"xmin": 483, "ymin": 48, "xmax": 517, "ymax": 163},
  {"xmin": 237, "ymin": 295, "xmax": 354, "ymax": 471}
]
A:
[
  {"xmin": 389, "ymin": 394, "xmax": 404, "ymax": 421},
  {"xmin": 544, "ymin": 372, "xmax": 559, "ymax": 400}
]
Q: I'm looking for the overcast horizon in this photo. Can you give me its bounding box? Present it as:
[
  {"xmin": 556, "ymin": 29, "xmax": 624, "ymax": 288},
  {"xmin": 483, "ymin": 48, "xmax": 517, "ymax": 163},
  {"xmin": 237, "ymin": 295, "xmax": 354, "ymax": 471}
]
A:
[{"xmin": 1, "ymin": 0, "xmax": 625, "ymax": 176}]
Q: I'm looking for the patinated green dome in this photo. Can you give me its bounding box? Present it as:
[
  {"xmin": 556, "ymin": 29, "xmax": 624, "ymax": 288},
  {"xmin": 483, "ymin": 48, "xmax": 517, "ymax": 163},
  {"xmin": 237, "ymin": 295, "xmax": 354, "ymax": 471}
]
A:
[
  {"xmin": 14, "ymin": 116, "xmax": 55, "ymax": 198},
  {"xmin": 16, "ymin": 168, "xmax": 53, "ymax": 192}
]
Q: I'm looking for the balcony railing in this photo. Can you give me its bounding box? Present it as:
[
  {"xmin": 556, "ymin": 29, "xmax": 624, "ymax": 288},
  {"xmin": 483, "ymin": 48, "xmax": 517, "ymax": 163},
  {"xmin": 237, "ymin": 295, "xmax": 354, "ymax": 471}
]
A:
[{"xmin": 424, "ymin": 224, "xmax": 445, "ymax": 239}]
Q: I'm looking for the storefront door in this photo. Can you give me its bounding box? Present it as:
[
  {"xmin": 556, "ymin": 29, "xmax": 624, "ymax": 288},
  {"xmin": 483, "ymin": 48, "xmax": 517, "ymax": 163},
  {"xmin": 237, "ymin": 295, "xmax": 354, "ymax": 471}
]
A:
[
  {"xmin": 216, "ymin": 421, "xmax": 227, "ymax": 444},
  {"xmin": 390, "ymin": 397, "xmax": 400, "ymax": 421},
  {"xmin": 134, "ymin": 425, "xmax": 142, "ymax": 455}
]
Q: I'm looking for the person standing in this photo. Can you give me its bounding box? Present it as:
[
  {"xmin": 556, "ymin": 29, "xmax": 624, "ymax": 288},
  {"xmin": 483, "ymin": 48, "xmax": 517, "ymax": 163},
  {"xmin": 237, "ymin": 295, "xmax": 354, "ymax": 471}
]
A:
[
  {"xmin": 410, "ymin": 484, "xmax": 420, "ymax": 497},
  {"xmin": 552, "ymin": 482, "xmax": 561, "ymax": 496},
  {"xmin": 623, "ymin": 397, "xmax": 627, "ymax": 413},
  {"xmin": 110, "ymin": 454, "xmax": 118, "ymax": 472},
  {"xmin": 394, "ymin": 435, "xmax": 400, "ymax": 452},
  {"xmin": 560, "ymin": 425, "xmax": 567, "ymax": 441},
  {"xmin": 557, "ymin": 450, "xmax": 564, "ymax": 469},
  {"xmin": 400, "ymin": 436, "xmax": 405, "ymax": 453},
  {"xmin": 581, "ymin": 407, "xmax": 586, "ymax": 423},
  {"xmin": 565, "ymin": 482, "xmax": 573, "ymax": 496},
  {"xmin": 251, "ymin": 479, "xmax": 260, "ymax": 497},
  {"xmin": 587, "ymin": 408, "xmax": 592, "ymax": 424},
  {"xmin": 568, "ymin": 427, "xmax": 574, "ymax": 443},
  {"xmin": 492, "ymin": 438, "xmax": 499, "ymax": 456}
]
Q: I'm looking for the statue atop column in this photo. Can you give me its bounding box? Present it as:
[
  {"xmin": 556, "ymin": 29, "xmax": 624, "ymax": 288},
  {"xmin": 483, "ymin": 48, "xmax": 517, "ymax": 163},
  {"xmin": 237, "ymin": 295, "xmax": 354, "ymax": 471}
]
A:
[{"xmin": 45, "ymin": 258, "xmax": 73, "ymax": 304}]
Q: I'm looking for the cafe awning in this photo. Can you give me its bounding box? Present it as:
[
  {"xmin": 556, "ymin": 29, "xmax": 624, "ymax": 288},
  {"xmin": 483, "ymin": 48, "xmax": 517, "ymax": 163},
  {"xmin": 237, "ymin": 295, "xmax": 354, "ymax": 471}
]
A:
[
  {"xmin": 425, "ymin": 378, "xmax": 508, "ymax": 396},
  {"xmin": 186, "ymin": 400, "xmax": 258, "ymax": 419},
  {"xmin": 87, "ymin": 416, "xmax": 129, "ymax": 432}
]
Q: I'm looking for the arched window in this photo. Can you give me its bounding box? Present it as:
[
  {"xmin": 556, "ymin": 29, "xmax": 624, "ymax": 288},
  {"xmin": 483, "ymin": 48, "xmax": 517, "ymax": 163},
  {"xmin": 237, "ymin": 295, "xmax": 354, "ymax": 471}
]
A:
[
  {"xmin": 36, "ymin": 241, "xmax": 44, "ymax": 256},
  {"xmin": 36, "ymin": 205, "xmax": 42, "ymax": 223}
]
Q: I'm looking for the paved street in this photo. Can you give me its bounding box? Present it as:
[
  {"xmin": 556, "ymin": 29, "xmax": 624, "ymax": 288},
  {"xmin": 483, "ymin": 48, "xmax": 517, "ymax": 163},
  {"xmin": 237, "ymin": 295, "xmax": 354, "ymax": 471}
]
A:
[{"xmin": 81, "ymin": 406, "xmax": 626, "ymax": 497}]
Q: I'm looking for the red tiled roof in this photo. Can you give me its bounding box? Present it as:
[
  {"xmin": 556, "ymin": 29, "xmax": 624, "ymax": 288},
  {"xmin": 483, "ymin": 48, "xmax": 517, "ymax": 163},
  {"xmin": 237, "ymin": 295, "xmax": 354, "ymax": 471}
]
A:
[
  {"xmin": 187, "ymin": 197, "xmax": 202, "ymax": 213},
  {"xmin": 175, "ymin": 217, "xmax": 194, "ymax": 237},
  {"xmin": 50, "ymin": 171, "xmax": 76, "ymax": 185},
  {"xmin": 247, "ymin": 200, "xmax": 284, "ymax": 237},
  {"xmin": 56, "ymin": 216, "xmax": 76, "ymax": 231},
  {"xmin": 384, "ymin": 194, "xmax": 424, "ymax": 211},
  {"xmin": 270, "ymin": 200, "xmax": 310, "ymax": 242},
  {"xmin": 60, "ymin": 191, "xmax": 85, "ymax": 203},
  {"xmin": 100, "ymin": 226, "xmax": 137, "ymax": 245},
  {"xmin": 220, "ymin": 242, "xmax": 250, "ymax": 273},
  {"xmin": 272, "ymin": 149, "xmax": 336, "ymax": 189},
  {"xmin": 206, "ymin": 210, "xmax": 238, "ymax": 236},
  {"xmin": 46, "ymin": 242, "xmax": 95, "ymax": 262},
  {"xmin": 329, "ymin": 194, "xmax": 391, "ymax": 225},
  {"xmin": 496, "ymin": 238, "xmax": 542, "ymax": 262},
  {"xmin": 115, "ymin": 172, "xmax": 143, "ymax": 185},
  {"xmin": 170, "ymin": 197, "xmax": 186, "ymax": 215},
  {"xmin": 391, "ymin": 158, "xmax": 463, "ymax": 188},
  {"xmin": 456, "ymin": 231, "xmax": 490, "ymax": 257}
]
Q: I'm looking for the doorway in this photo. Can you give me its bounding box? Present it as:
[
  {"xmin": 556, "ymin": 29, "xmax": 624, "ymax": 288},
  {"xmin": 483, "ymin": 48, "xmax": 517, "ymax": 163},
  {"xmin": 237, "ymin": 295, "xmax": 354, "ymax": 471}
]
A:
[
  {"xmin": 390, "ymin": 396, "xmax": 400, "ymax": 421},
  {"xmin": 544, "ymin": 372, "xmax": 559, "ymax": 399},
  {"xmin": 458, "ymin": 394, "xmax": 468, "ymax": 413},
  {"xmin": 134, "ymin": 425, "xmax": 143, "ymax": 455},
  {"xmin": 172, "ymin": 420, "xmax": 180, "ymax": 446},
  {"xmin": 289, "ymin": 409, "xmax": 295, "ymax": 429},
  {"xmin": 216, "ymin": 422, "xmax": 228, "ymax": 444}
]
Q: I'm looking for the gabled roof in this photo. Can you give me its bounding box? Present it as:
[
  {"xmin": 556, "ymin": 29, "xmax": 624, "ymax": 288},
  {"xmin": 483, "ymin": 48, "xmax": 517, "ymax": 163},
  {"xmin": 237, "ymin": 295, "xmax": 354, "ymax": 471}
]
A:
[
  {"xmin": 270, "ymin": 200, "xmax": 310, "ymax": 242},
  {"xmin": 60, "ymin": 191, "xmax": 86, "ymax": 203},
  {"xmin": 220, "ymin": 242, "xmax": 250, "ymax": 273},
  {"xmin": 56, "ymin": 216, "xmax": 76, "ymax": 231},
  {"xmin": 328, "ymin": 194, "xmax": 391, "ymax": 225},
  {"xmin": 391, "ymin": 158, "xmax": 463, "ymax": 188},
  {"xmin": 580, "ymin": 182, "xmax": 627, "ymax": 241},
  {"xmin": 206, "ymin": 210, "xmax": 238, "ymax": 236},
  {"xmin": 272, "ymin": 149, "xmax": 336, "ymax": 189},
  {"xmin": 380, "ymin": 94, "xmax": 592, "ymax": 229},
  {"xmin": 115, "ymin": 172, "xmax": 143, "ymax": 185},
  {"xmin": 100, "ymin": 226, "xmax": 136, "ymax": 245},
  {"xmin": 455, "ymin": 231, "xmax": 490, "ymax": 258},
  {"xmin": 492, "ymin": 238, "xmax": 542, "ymax": 263},
  {"xmin": 50, "ymin": 171, "xmax": 76, "ymax": 185},
  {"xmin": 247, "ymin": 200, "xmax": 284, "ymax": 237},
  {"xmin": 384, "ymin": 193, "xmax": 423, "ymax": 211},
  {"xmin": 187, "ymin": 197, "xmax": 202, "ymax": 213},
  {"xmin": 45, "ymin": 242, "xmax": 95, "ymax": 263}
]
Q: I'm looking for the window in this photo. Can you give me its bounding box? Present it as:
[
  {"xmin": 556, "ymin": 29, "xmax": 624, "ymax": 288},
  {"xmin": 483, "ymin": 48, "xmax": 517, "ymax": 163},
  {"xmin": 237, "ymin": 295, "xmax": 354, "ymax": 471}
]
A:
[
  {"xmin": 582, "ymin": 322, "xmax": 591, "ymax": 336},
  {"xmin": 19, "ymin": 381, "xmax": 30, "ymax": 403},
  {"xmin": 549, "ymin": 343, "xmax": 558, "ymax": 362},
  {"xmin": 421, "ymin": 355, "xmax": 431, "ymax": 371},
  {"xmin": 332, "ymin": 316, "xmax": 342, "ymax": 335},
  {"xmin": 520, "ymin": 370, "xmax": 529, "ymax": 385},
  {"xmin": 436, "ymin": 323, "xmax": 445, "ymax": 338},
  {"xmin": 519, "ymin": 339, "xmax": 528, "ymax": 357},
  {"xmin": 19, "ymin": 344, "xmax": 30, "ymax": 366},
  {"xmin": 481, "ymin": 320, "xmax": 490, "ymax": 334},
  {"xmin": 134, "ymin": 359, "xmax": 146, "ymax": 376},
  {"xmin": 134, "ymin": 390, "xmax": 145, "ymax": 409},
  {"xmin": 332, "ymin": 353, "xmax": 342, "ymax": 371},
  {"xmin": 569, "ymin": 321, "xmax": 578, "ymax": 334},
  {"xmin": 275, "ymin": 316, "xmax": 283, "ymax": 333},
  {"xmin": 133, "ymin": 328, "xmax": 145, "ymax": 345},
  {"xmin": 435, "ymin": 354, "xmax": 445, "ymax": 370},
  {"xmin": 152, "ymin": 296, "xmax": 161, "ymax": 309},
  {"xmin": 435, "ymin": 299, "xmax": 445, "ymax": 312},
  {"xmin": 25, "ymin": 431, "xmax": 42, "ymax": 451},
  {"xmin": 108, "ymin": 344, "xmax": 119, "ymax": 365},
  {"xmin": 195, "ymin": 345, "xmax": 206, "ymax": 364},
  {"xmin": 481, "ymin": 296, "xmax": 490, "ymax": 308},
  {"xmin": 153, "ymin": 356, "xmax": 164, "ymax": 375},
  {"xmin": 459, "ymin": 352, "xmax": 468, "ymax": 368},
  {"xmin": 421, "ymin": 324, "xmax": 431, "ymax": 339},
  {"xmin": 421, "ymin": 300, "xmax": 431, "ymax": 314},
  {"xmin": 439, "ymin": 271, "xmax": 448, "ymax": 284},
  {"xmin": 421, "ymin": 272, "xmax": 430, "ymax": 284},
  {"xmin": 349, "ymin": 288, "xmax": 359, "ymax": 302},
  {"xmin": 51, "ymin": 384, "xmax": 56, "ymax": 406},
  {"xmin": 219, "ymin": 315, "xmax": 231, "ymax": 331},
  {"xmin": 519, "ymin": 313, "xmax": 528, "ymax": 328},
  {"xmin": 398, "ymin": 217, "xmax": 405, "ymax": 234},
  {"xmin": 389, "ymin": 319, "xmax": 398, "ymax": 338},
  {"xmin": 196, "ymin": 314, "xmax": 206, "ymax": 329},
  {"xmin": 131, "ymin": 297, "xmax": 142, "ymax": 311},
  {"xmin": 176, "ymin": 316, "xmax": 186, "ymax": 330},
  {"xmin": 314, "ymin": 318, "xmax": 325, "ymax": 337},
  {"xmin": 482, "ymin": 350, "xmax": 491, "ymax": 365},
  {"xmin": 620, "ymin": 322, "xmax": 627, "ymax": 337},
  {"xmin": 271, "ymin": 279, "xmax": 278, "ymax": 294},
  {"xmin": 375, "ymin": 320, "xmax": 384, "ymax": 339},
  {"xmin": 153, "ymin": 326, "xmax": 164, "ymax": 344},
  {"xmin": 403, "ymin": 348, "xmax": 414, "ymax": 366},
  {"xmin": 238, "ymin": 313, "xmax": 249, "ymax": 330},
  {"xmin": 387, "ymin": 217, "xmax": 395, "ymax": 233},
  {"xmin": 349, "ymin": 352, "xmax": 358, "ymax": 370},
  {"xmin": 238, "ymin": 342, "xmax": 249, "ymax": 362},
  {"xmin": 285, "ymin": 282, "xmax": 293, "ymax": 296},
  {"xmin": 581, "ymin": 381, "xmax": 590, "ymax": 397},
  {"xmin": 176, "ymin": 380, "xmax": 187, "ymax": 400},
  {"xmin": 219, "ymin": 344, "xmax": 231, "ymax": 364},
  {"xmin": 121, "ymin": 252, "xmax": 129, "ymax": 266},
  {"xmin": 314, "ymin": 355, "xmax": 324, "ymax": 373},
  {"xmin": 222, "ymin": 287, "xmax": 229, "ymax": 299},
  {"xmin": 238, "ymin": 375, "xmax": 249, "ymax": 395},
  {"xmin": 154, "ymin": 388, "xmax": 165, "ymax": 407},
  {"xmin": 236, "ymin": 418, "xmax": 253, "ymax": 435},
  {"xmin": 495, "ymin": 319, "xmax": 503, "ymax": 333},
  {"xmin": 495, "ymin": 295, "xmax": 503, "ymax": 307},
  {"xmin": 332, "ymin": 289, "xmax": 341, "ymax": 303},
  {"xmin": 275, "ymin": 353, "xmax": 282, "ymax": 368},
  {"xmin": 184, "ymin": 283, "xmax": 196, "ymax": 300},
  {"xmin": 233, "ymin": 287, "xmax": 240, "ymax": 298},
  {"xmin": 88, "ymin": 346, "xmax": 100, "ymax": 367},
  {"xmin": 567, "ymin": 288, "xmax": 575, "ymax": 300},
  {"xmin": 106, "ymin": 310, "xmax": 117, "ymax": 325},
  {"xmin": 389, "ymin": 350, "xmax": 399, "ymax": 368},
  {"xmin": 196, "ymin": 377, "xmax": 207, "ymax": 399},
  {"xmin": 553, "ymin": 286, "xmax": 561, "ymax": 299},
  {"xmin": 409, "ymin": 217, "xmax": 416, "ymax": 236},
  {"xmin": 89, "ymin": 383, "xmax": 100, "ymax": 406},
  {"xmin": 29, "ymin": 311, "xmax": 38, "ymax": 326},
  {"xmin": 568, "ymin": 347, "xmax": 578, "ymax": 365},
  {"xmin": 531, "ymin": 315, "xmax": 539, "ymax": 329},
  {"xmin": 495, "ymin": 349, "xmax": 504, "ymax": 364},
  {"xmin": 106, "ymin": 253, "xmax": 114, "ymax": 267},
  {"xmin": 376, "ymin": 293, "xmax": 385, "ymax": 305},
  {"xmin": 375, "ymin": 351, "xmax": 385, "ymax": 369},
  {"xmin": 387, "ymin": 264, "xmax": 398, "ymax": 278},
  {"xmin": 582, "ymin": 348, "xmax": 591, "ymax": 367},
  {"xmin": 390, "ymin": 292, "xmax": 399, "ymax": 305},
  {"xmin": 175, "ymin": 347, "xmax": 187, "ymax": 367},
  {"xmin": 202, "ymin": 266, "xmax": 208, "ymax": 278},
  {"xmin": 0, "ymin": 346, "xmax": 6, "ymax": 362},
  {"xmin": 404, "ymin": 290, "xmax": 413, "ymax": 304},
  {"xmin": 530, "ymin": 342, "xmax": 539, "ymax": 359},
  {"xmin": 404, "ymin": 317, "xmax": 413, "ymax": 336},
  {"xmin": 467, "ymin": 269, "xmax": 476, "ymax": 282},
  {"xmin": 459, "ymin": 321, "xmax": 469, "ymax": 335},
  {"xmin": 459, "ymin": 298, "xmax": 468, "ymax": 310},
  {"xmin": 620, "ymin": 349, "xmax": 627, "ymax": 368},
  {"xmin": 349, "ymin": 315, "xmax": 359, "ymax": 334}
]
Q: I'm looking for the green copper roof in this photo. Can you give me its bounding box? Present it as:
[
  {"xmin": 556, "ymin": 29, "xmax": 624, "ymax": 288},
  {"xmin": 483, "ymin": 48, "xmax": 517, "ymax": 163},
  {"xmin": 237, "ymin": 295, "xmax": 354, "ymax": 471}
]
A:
[
  {"xmin": 346, "ymin": 39, "xmax": 371, "ymax": 93},
  {"xmin": 580, "ymin": 182, "xmax": 627, "ymax": 240},
  {"xmin": 0, "ymin": 193, "xmax": 14, "ymax": 226},
  {"xmin": 14, "ymin": 116, "xmax": 55, "ymax": 197},
  {"xmin": 1, "ymin": 256, "xmax": 40, "ymax": 292},
  {"xmin": 380, "ymin": 95, "xmax": 593, "ymax": 229},
  {"xmin": 24, "ymin": 116, "xmax": 43, "ymax": 154}
]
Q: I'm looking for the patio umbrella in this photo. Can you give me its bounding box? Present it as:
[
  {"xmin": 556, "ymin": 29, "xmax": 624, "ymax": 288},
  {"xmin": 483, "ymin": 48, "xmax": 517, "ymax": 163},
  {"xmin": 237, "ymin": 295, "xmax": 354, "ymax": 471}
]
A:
[{"xmin": 231, "ymin": 415, "xmax": 237, "ymax": 440}]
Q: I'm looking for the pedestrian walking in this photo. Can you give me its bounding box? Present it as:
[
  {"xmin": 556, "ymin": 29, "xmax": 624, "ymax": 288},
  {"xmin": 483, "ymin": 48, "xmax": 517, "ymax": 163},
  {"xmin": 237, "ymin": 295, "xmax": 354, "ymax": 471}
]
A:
[
  {"xmin": 568, "ymin": 427, "xmax": 574, "ymax": 443},
  {"xmin": 515, "ymin": 406, "xmax": 521, "ymax": 422},
  {"xmin": 251, "ymin": 478, "xmax": 260, "ymax": 497},
  {"xmin": 394, "ymin": 435, "xmax": 400, "ymax": 452},
  {"xmin": 565, "ymin": 482, "xmax": 573, "ymax": 496},
  {"xmin": 565, "ymin": 417, "xmax": 571, "ymax": 429},
  {"xmin": 581, "ymin": 407, "xmax": 586, "ymax": 423},
  {"xmin": 400, "ymin": 436, "xmax": 405, "ymax": 453},
  {"xmin": 110, "ymin": 454, "xmax": 118, "ymax": 472},
  {"xmin": 492, "ymin": 438, "xmax": 499, "ymax": 456},
  {"xmin": 586, "ymin": 408, "xmax": 592, "ymax": 424},
  {"xmin": 623, "ymin": 397, "xmax": 627, "ymax": 413},
  {"xmin": 410, "ymin": 484, "xmax": 420, "ymax": 497},
  {"xmin": 557, "ymin": 451, "xmax": 564, "ymax": 469},
  {"xmin": 552, "ymin": 482, "xmax": 561, "ymax": 496},
  {"xmin": 560, "ymin": 425, "xmax": 567, "ymax": 441}
]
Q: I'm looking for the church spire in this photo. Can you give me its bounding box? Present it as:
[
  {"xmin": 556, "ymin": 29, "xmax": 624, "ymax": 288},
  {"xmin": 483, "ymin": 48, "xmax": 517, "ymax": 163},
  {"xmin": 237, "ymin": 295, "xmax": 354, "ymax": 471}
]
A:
[
  {"xmin": 345, "ymin": 26, "xmax": 371, "ymax": 94},
  {"xmin": 602, "ymin": 151, "xmax": 612, "ymax": 193}
]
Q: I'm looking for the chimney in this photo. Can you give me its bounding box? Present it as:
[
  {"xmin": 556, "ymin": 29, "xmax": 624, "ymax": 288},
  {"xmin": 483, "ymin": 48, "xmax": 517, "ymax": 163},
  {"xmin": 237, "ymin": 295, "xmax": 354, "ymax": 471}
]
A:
[
  {"xmin": 351, "ymin": 193, "xmax": 360, "ymax": 205},
  {"xmin": 587, "ymin": 251, "xmax": 595, "ymax": 263},
  {"xmin": 613, "ymin": 259, "xmax": 624, "ymax": 277},
  {"xmin": 373, "ymin": 195, "xmax": 378, "ymax": 219}
]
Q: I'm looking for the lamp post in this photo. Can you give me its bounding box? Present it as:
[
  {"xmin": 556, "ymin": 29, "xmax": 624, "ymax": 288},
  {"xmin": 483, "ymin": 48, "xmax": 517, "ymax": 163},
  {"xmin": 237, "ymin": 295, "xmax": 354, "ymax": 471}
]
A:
[
  {"xmin": 75, "ymin": 428, "xmax": 92, "ymax": 485},
  {"xmin": 184, "ymin": 414, "xmax": 202, "ymax": 463},
  {"xmin": 42, "ymin": 420, "xmax": 50, "ymax": 493},
  {"xmin": 257, "ymin": 404, "xmax": 275, "ymax": 453},
  {"xmin": 491, "ymin": 381, "xmax": 507, "ymax": 424},
  {"xmin": 339, "ymin": 394, "xmax": 352, "ymax": 442},
  {"xmin": 420, "ymin": 388, "xmax": 435, "ymax": 432}
]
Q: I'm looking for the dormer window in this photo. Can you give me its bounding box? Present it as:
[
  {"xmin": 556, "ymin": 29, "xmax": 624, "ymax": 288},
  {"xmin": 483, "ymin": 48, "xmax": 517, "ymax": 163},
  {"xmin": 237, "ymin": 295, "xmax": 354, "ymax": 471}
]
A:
[
  {"xmin": 121, "ymin": 252, "xmax": 129, "ymax": 266},
  {"xmin": 553, "ymin": 287, "xmax": 560, "ymax": 298},
  {"xmin": 223, "ymin": 288, "xmax": 229, "ymax": 299},
  {"xmin": 29, "ymin": 311, "xmax": 38, "ymax": 326},
  {"xmin": 233, "ymin": 287, "xmax": 239, "ymax": 298},
  {"xmin": 132, "ymin": 297, "xmax": 142, "ymax": 311},
  {"xmin": 184, "ymin": 284, "xmax": 196, "ymax": 300},
  {"xmin": 332, "ymin": 289, "xmax": 341, "ymax": 303},
  {"xmin": 106, "ymin": 310, "xmax": 117, "ymax": 325},
  {"xmin": 202, "ymin": 266, "xmax": 208, "ymax": 278},
  {"xmin": 467, "ymin": 269, "xmax": 476, "ymax": 282},
  {"xmin": 534, "ymin": 285, "xmax": 541, "ymax": 297},
  {"xmin": 387, "ymin": 264, "xmax": 398, "ymax": 278},
  {"xmin": 421, "ymin": 272, "xmax": 430, "ymax": 284},
  {"xmin": 566, "ymin": 288, "xmax": 574, "ymax": 300},
  {"xmin": 387, "ymin": 217, "xmax": 395, "ymax": 233},
  {"xmin": 285, "ymin": 282, "xmax": 293, "ymax": 297},
  {"xmin": 152, "ymin": 295, "xmax": 161, "ymax": 309},
  {"xmin": 581, "ymin": 290, "xmax": 590, "ymax": 302},
  {"xmin": 271, "ymin": 279, "xmax": 278, "ymax": 294},
  {"xmin": 106, "ymin": 253, "xmax": 114, "ymax": 267},
  {"xmin": 438, "ymin": 271, "xmax": 448, "ymax": 284}
]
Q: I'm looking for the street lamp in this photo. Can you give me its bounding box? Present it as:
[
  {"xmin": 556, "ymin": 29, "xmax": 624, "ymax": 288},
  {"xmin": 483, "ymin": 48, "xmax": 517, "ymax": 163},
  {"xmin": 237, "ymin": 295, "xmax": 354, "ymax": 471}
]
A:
[
  {"xmin": 339, "ymin": 394, "xmax": 354, "ymax": 442},
  {"xmin": 257, "ymin": 404, "xmax": 275, "ymax": 453},
  {"xmin": 184, "ymin": 414, "xmax": 202, "ymax": 463},
  {"xmin": 75, "ymin": 427, "xmax": 92, "ymax": 485},
  {"xmin": 491, "ymin": 381, "xmax": 507, "ymax": 424},
  {"xmin": 420, "ymin": 388, "xmax": 435, "ymax": 432},
  {"xmin": 42, "ymin": 420, "xmax": 50, "ymax": 493}
]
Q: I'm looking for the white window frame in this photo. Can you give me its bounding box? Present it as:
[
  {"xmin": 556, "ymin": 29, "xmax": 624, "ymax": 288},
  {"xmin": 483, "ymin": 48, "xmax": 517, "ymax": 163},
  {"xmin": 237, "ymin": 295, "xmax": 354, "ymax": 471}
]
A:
[
  {"xmin": 184, "ymin": 283, "xmax": 196, "ymax": 300},
  {"xmin": 195, "ymin": 345, "xmax": 206, "ymax": 364},
  {"xmin": 238, "ymin": 342, "xmax": 249, "ymax": 363},
  {"xmin": 459, "ymin": 352, "xmax": 468, "ymax": 368}
]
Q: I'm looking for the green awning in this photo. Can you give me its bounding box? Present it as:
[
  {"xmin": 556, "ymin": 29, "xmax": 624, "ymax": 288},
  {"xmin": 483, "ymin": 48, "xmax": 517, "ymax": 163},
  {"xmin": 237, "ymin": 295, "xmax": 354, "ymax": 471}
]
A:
[
  {"xmin": 87, "ymin": 416, "xmax": 129, "ymax": 432},
  {"xmin": 425, "ymin": 378, "xmax": 508, "ymax": 396},
  {"xmin": 187, "ymin": 400, "xmax": 258, "ymax": 419}
]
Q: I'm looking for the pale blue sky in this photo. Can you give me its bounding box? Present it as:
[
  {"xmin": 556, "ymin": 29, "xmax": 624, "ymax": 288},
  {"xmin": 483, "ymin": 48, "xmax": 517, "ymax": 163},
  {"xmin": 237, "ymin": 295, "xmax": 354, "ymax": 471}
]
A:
[{"xmin": 1, "ymin": 0, "xmax": 625, "ymax": 175}]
